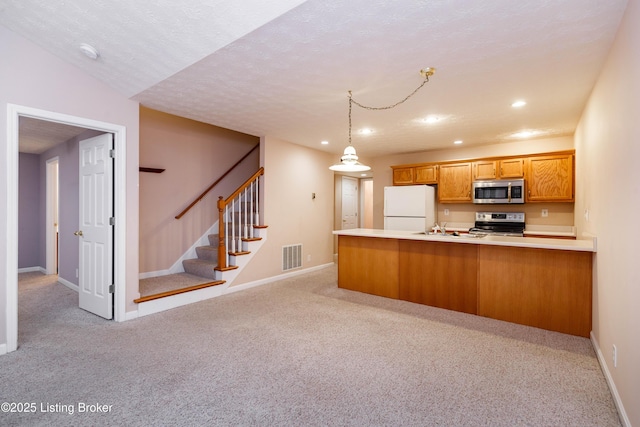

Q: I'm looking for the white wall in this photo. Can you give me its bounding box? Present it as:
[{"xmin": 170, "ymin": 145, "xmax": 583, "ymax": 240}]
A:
[
  {"xmin": 232, "ymin": 136, "xmax": 335, "ymax": 284},
  {"xmin": 1, "ymin": 26, "xmax": 140, "ymax": 348},
  {"xmin": 574, "ymin": 0, "xmax": 639, "ymax": 424}
]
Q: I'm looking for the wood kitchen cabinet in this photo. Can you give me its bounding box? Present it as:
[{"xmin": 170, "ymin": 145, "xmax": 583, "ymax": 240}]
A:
[
  {"xmin": 392, "ymin": 166, "xmax": 415, "ymax": 185},
  {"xmin": 473, "ymin": 160, "xmax": 497, "ymax": 180},
  {"xmin": 498, "ymin": 158, "xmax": 525, "ymax": 178},
  {"xmin": 438, "ymin": 162, "xmax": 472, "ymax": 202},
  {"xmin": 526, "ymin": 154, "xmax": 574, "ymax": 202},
  {"xmin": 473, "ymin": 158, "xmax": 524, "ymax": 180},
  {"xmin": 414, "ymin": 164, "xmax": 438, "ymax": 184}
]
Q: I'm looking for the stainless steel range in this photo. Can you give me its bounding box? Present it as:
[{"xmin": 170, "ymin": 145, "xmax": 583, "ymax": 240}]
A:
[{"xmin": 469, "ymin": 212, "xmax": 525, "ymax": 237}]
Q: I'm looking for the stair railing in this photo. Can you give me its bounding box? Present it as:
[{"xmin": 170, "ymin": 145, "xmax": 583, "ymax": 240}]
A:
[{"xmin": 217, "ymin": 167, "xmax": 264, "ymax": 270}]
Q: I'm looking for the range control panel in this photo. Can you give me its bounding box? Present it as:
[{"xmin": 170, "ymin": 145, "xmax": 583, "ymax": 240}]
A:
[{"xmin": 475, "ymin": 212, "xmax": 525, "ymax": 223}]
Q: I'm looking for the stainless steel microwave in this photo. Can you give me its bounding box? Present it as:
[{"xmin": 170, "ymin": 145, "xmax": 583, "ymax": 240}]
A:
[{"xmin": 472, "ymin": 179, "xmax": 525, "ymax": 204}]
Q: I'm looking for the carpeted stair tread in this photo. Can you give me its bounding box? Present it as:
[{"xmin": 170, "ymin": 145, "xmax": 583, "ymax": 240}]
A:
[
  {"xmin": 195, "ymin": 245, "xmax": 217, "ymax": 261},
  {"xmin": 182, "ymin": 258, "xmax": 217, "ymax": 279}
]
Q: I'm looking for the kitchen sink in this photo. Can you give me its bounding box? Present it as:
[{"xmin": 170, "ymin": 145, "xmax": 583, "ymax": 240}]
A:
[{"xmin": 413, "ymin": 232, "xmax": 486, "ymax": 238}]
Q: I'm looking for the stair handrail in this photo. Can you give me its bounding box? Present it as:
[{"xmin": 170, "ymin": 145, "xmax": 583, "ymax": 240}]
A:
[
  {"xmin": 175, "ymin": 144, "xmax": 259, "ymax": 219},
  {"xmin": 217, "ymin": 167, "xmax": 264, "ymax": 270}
]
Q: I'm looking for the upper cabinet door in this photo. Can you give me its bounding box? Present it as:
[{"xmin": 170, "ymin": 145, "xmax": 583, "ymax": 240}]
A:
[
  {"xmin": 473, "ymin": 160, "xmax": 497, "ymax": 180},
  {"xmin": 498, "ymin": 158, "xmax": 525, "ymax": 178},
  {"xmin": 415, "ymin": 164, "xmax": 438, "ymax": 184},
  {"xmin": 438, "ymin": 162, "xmax": 472, "ymax": 203},
  {"xmin": 526, "ymin": 155, "xmax": 574, "ymax": 202},
  {"xmin": 392, "ymin": 167, "xmax": 415, "ymax": 185}
]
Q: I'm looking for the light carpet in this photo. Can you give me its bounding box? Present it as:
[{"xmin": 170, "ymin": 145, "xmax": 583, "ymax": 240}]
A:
[{"xmin": 1, "ymin": 267, "xmax": 621, "ymax": 426}]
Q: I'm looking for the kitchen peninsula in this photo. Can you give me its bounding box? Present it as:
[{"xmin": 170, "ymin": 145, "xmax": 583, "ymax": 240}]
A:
[{"xmin": 333, "ymin": 229, "xmax": 595, "ymax": 337}]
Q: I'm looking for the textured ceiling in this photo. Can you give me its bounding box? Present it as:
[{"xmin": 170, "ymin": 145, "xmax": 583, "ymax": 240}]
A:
[
  {"xmin": 18, "ymin": 117, "xmax": 88, "ymax": 154},
  {"xmin": 1, "ymin": 0, "xmax": 628, "ymax": 160}
]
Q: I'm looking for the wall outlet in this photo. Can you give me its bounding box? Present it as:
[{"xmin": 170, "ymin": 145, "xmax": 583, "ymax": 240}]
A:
[
  {"xmin": 444, "ymin": 208, "xmax": 450, "ymax": 216},
  {"xmin": 541, "ymin": 209, "xmax": 548, "ymax": 217},
  {"xmin": 613, "ymin": 345, "xmax": 617, "ymax": 368}
]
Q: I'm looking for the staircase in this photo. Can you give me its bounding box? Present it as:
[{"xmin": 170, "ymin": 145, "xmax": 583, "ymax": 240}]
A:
[{"xmin": 135, "ymin": 167, "xmax": 266, "ymax": 307}]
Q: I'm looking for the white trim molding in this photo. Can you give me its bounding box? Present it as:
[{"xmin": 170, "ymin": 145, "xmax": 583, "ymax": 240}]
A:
[{"xmin": 5, "ymin": 104, "xmax": 128, "ymax": 355}]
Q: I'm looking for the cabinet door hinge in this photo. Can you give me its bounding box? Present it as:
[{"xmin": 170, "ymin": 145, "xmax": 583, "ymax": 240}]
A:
[
  {"xmin": 108, "ymin": 284, "xmax": 115, "ymax": 294},
  {"xmin": 109, "ymin": 149, "xmax": 116, "ymax": 158}
]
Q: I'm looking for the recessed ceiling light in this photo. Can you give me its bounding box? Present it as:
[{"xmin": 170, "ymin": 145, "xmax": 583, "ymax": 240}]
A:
[
  {"xmin": 321, "ymin": 140, "xmax": 329, "ymax": 145},
  {"xmin": 359, "ymin": 128, "xmax": 373, "ymax": 135},
  {"xmin": 79, "ymin": 43, "xmax": 100, "ymax": 60},
  {"xmin": 511, "ymin": 130, "xmax": 539, "ymax": 138},
  {"xmin": 423, "ymin": 116, "xmax": 441, "ymax": 124},
  {"xmin": 360, "ymin": 173, "xmax": 368, "ymax": 177},
  {"xmin": 454, "ymin": 140, "xmax": 463, "ymax": 145},
  {"xmin": 511, "ymin": 100, "xmax": 527, "ymax": 108}
]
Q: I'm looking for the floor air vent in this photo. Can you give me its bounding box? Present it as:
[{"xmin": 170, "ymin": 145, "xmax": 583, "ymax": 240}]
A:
[{"xmin": 282, "ymin": 244, "xmax": 302, "ymax": 271}]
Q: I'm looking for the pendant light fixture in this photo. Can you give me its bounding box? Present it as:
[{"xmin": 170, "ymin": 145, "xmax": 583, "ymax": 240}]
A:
[{"xmin": 329, "ymin": 68, "xmax": 435, "ymax": 172}]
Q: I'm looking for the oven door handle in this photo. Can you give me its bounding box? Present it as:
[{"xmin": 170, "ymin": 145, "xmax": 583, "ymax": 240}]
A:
[{"xmin": 507, "ymin": 182, "xmax": 511, "ymax": 203}]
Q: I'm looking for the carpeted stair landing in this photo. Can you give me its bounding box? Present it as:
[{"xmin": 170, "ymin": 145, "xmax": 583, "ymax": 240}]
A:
[{"xmin": 136, "ymin": 272, "xmax": 225, "ymax": 303}]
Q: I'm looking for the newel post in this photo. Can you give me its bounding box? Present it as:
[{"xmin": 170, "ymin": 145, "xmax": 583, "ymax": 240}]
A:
[{"xmin": 217, "ymin": 196, "xmax": 227, "ymax": 270}]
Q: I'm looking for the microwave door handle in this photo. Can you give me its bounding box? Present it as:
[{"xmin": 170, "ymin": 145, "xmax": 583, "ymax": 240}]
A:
[{"xmin": 507, "ymin": 183, "xmax": 511, "ymax": 203}]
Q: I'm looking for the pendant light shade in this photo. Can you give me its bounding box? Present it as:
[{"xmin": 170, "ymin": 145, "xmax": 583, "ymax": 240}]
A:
[{"xmin": 329, "ymin": 145, "xmax": 371, "ymax": 172}]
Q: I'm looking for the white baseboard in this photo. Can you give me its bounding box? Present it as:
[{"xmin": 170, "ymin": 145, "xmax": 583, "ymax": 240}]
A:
[
  {"xmin": 57, "ymin": 277, "xmax": 79, "ymax": 292},
  {"xmin": 224, "ymin": 262, "xmax": 334, "ymax": 295},
  {"xmin": 591, "ymin": 332, "xmax": 630, "ymax": 427},
  {"xmin": 18, "ymin": 266, "xmax": 46, "ymax": 273},
  {"xmin": 124, "ymin": 310, "xmax": 139, "ymax": 321},
  {"xmin": 0, "ymin": 343, "xmax": 7, "ymax": 355}
]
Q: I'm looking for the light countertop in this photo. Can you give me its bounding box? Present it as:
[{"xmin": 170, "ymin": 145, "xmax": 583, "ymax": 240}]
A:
[{"xmin": 333, "ymin": 228, "xmax": 596, "ymax": 252}]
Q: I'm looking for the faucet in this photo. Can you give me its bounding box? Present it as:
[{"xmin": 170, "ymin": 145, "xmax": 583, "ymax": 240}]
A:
[{"xmin": 440, "ymin": 222, "xmax": 447, "ymax": 235}]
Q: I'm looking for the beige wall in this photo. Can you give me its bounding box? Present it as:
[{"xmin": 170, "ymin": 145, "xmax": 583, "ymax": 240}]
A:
[
  {"xmin": 370, "ymin": 136, "xmax": 575, "ymax": 230},
  {"xmin": 0, "ymin": 25, "xmax": 140, "ymax": 344},
  {"xmin": 139, "ymin": 107, "xmax": 259, "ymax": 273},
  {"xmin": 574, "ymin": 0, "xmax": 639, "ymax": 424},
  {"xmin": 232, "ymin": 136, "xmax": 335, "ymax": 285}
]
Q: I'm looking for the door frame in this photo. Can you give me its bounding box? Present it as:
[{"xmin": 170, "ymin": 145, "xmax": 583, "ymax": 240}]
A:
[
  {"xmin": 5, "ymin": 104, "xmax": 128, "ymax": 353},
  {"xmin": 45, "ymin": 156, "xmax": 59, "ymax": 275}
]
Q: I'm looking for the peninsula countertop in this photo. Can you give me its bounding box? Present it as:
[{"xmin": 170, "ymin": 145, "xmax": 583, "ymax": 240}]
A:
[{"xmin": 333, "ymin": 228, "xmax": 596, "ymax": 252}]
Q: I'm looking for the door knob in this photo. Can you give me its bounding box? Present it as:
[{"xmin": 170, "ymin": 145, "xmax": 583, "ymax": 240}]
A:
[{"xmin": 74, "ymin": 230, "xmax": 83, "ymax": 237}]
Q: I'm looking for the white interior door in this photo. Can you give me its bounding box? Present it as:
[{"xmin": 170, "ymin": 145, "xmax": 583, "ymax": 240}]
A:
[
  {"xmin": 78, "ymin": 134, "xmax": 114, "ymax": 319},
  {"xmin": 341, "ymin": 176, "xmax": 358, "ymax": 229}
]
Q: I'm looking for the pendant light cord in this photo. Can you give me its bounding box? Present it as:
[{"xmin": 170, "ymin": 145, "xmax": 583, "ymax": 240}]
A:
[{"xmin": 349, "ymin": 74, "xmax": 431, "ymax": 111}]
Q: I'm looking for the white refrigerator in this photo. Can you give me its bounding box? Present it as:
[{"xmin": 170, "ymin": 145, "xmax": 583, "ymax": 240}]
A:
[{"xmin": 383, "ymin": 185, "xmax": 436, "ymax": 232}]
